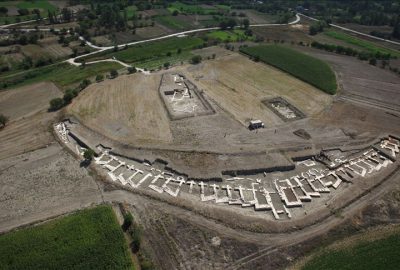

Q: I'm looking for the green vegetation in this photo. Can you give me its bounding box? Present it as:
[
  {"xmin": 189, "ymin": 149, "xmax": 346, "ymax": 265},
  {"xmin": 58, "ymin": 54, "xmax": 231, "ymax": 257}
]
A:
[
  {"xmin": 0, "ymin": 62, "xmax": 121, "ymax": 90},
  {"xmin": 82, "ymin": 37, "xmax": 203, "ymax": 65},
  {"xmin": 0, "ymin": 205, "xmax": 134, "ymax": 270},
  {"xmin": 168, "ymin": 1, "xmax": 223, "ymax": 15},
  {"xmin": 83, "ymin": 148, "xmax": 95, "ymax": 161},
  {"xmin": 155, "ymin": 15, "xmax": 190, "ymax": 30},
  {"xmin": 302, "ymin": 228, "xmax": 400, "ymax": 270},
  {"xmin": 0, "ymin": 0, "xmax": 57, "ymax": 25},
  {"xmin": 324, "ymin": 31, "xmax": 400, "ymax": 58},
  {"xmin": 240, "ymin": 45, "xmax": 337, "ymax": 94},
  {"xmin": 207, "ymin": 29, "xmax": 254, "ymax": 42}
]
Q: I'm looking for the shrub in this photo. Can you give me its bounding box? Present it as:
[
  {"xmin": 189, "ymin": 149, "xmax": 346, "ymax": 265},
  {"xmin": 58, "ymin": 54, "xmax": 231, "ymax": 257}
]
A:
[
  {"xmin": 83, "ymin": 148, "xmax": 95, "ymax": 161},
  {"xmin": 122, "ymin": 212, "xmax": 133, "ymax": 231},
  {"xmin": 96, "ymin": 74, "xmax": 104, "ymax": 82},
  {"xmin": 191, "ymin": 55, "xmax": 202, "ymax": 64},
  {"xmin": 49, "ymin": 98, "xmax": 65, "ymax": 111},
  {"xmin": 127, "ymin": 66, "xmax": 136, "ymax": 74},
  {"xmin": 110, "ymin": 69, "xmax": 118, "ymax": 78},
  {"xmin": 0, "ymin": 114, "xmax": 9, "ymax": 129}
]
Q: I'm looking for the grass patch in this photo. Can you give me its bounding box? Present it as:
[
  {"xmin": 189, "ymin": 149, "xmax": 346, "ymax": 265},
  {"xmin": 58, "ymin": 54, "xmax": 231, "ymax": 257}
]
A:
[
  {"xmin": 324, "ymin": 31, "xmax": 400, "ymax": 57},
  {"xmin": 302, "ymin": 227, "xmax": 400, "ymax": 270},
  {"xmin": 135, "ymin": 51, "xmax": 193, "ymax": 70},
  {"xmin": 0, "ymin": 205, "xmax": 134, "ymax": 270},
  {"xmin": 82, "ymin": 37, "xmax": 203, "ymax": 64},
  {"xmin": 168, "ymin": 1, "xmax": 219, "ymax": 15},
  {"xmin": 0, "ymin": 62, "xmax": 121, "ymax": 90},
  {"xmin": 17, "ymin": 0, "xmax": 57, "ymax": 12},
  {"xmin": 155, "ymin": 15, "xmax": 190, "ymax": 30},
  {"xmin": 207, "ymin": 29, "xmax": 255, "ymax": 42},
  {"xmin": 240, "ymin": 45, "xmax": 337, "ymax": 94}
]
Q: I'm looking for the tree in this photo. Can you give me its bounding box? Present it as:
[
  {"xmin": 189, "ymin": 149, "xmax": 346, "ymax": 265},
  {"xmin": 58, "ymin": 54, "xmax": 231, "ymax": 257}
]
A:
[
  {"xmin": 191, "ymin": 55, "xmax": 202, "ymax": 64},
  {"xmin": 0, "ymin": 7, "xmax": 8, "ymax": 14},
  {"xmin": 96, "ymin": 74, "xmax": 104, "ymax": 82},
  {"xmin": 172, "ymin": 10, "xmax": 179, "ymax": 16},
  {"xmin": 49, "ymin": 98, "xmax": 64, "ymax": 111},
  {"xmin": 127, "ymin": 66, "xmax": 136, "ymax": 74},
  {"xmin": 83, "ymin": 148, "xmax": 95, "ymax": 161},
  {"xmin": 110, "ymin": 69, "xmax": 118, "ymax": 78},
  {"xmin": 242, "ymin": 19, "xmax": 250, "ymax": 29},
  {"xmin": 63, "ymin": 90, "xmax": 75, "ymax": 104},
  {"xmin": 0, "ymin": 114, "xmax": 9, "ymax": 129},
  {"xmin": 17, "ymin": 8, "xmax": 29, "ymax": 16},
  {"xmin": 177, "ymin": 48, "xmax": 182, "ymax": 54},
  {"xmin": 163, "ymin": 62, "xmax": 170, "ymax": 68},
  {"xmin": 393, "ymin": 17, "xmax": 400, "ymax": 39}
]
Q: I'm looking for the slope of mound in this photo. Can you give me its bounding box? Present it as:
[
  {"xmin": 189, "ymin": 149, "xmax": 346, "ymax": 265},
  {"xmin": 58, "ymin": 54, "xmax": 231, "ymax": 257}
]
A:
[
  {"xmin": 240, "ymin": 45, "xmax": 337, "ymax": 94},
  {"xmin": 67, "ymin": 73, "xmax": 172, "ymax": 145}
]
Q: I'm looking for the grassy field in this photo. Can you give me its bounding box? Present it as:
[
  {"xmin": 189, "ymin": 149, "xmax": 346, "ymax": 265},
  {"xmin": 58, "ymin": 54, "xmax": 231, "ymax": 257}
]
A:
[
  {"xmin": 299, "ymin": 226, "xmax": 400, "ymax": 270},
  {"xmin": 240, "ymin": 45, "xmax": 337, "ymax": 94},
  {"xmin": 168, "ymin": 1, "xmax": 227, "ymax": 15},
  {"xmin": 0, "ymin": 0, "xmax": 57, "ymax": 25},
  {"xmin": 207, "ymin": 29, "xmax": 255, "ymax": 42},
  {"xmin": 82, "ymin": 37, "xmax": 203, "ymax": 64},
  {"xmin": 0, "ymin": 205, "xmax": 134, "ymax": 270},
  {"xmin": 155, "ymin": 15, "xmax": 191, "ymax": 30},
  {"xmin": 324, "ymin": 31, "xmax": 400, "ymax": 57},
  {"xmin": 0, "ymin": 62, "xmax": 121, "ymax": 90}
]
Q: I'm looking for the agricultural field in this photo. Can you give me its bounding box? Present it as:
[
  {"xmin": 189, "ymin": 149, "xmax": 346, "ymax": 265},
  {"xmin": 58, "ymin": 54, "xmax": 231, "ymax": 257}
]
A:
[
  {"xmin": 155, "ymin": 15, "xmax": 192, "ymax": 30},
  {"xmin": 240, "ymin": 45, "xmax": 337, "ymax": 94},
  {"xmin": 67, "ymin": 73, "xmax": 172, "ymax": 145},
  {"xmin": 0, "ymin": 0, "xmax": 58, "ymax": 25},
  {"xmin": 81, "ymin": 36, "xmax": 203, "ymax": 64},
  {"xmin": 207, "ymin": 29, "xmax": 255, "ymax": 42},
  {"xmin": 168, "ymin": 1, "xmax": 229, "ymax": 15},
  {"xmin": 324, "ymin": 31, "xmax": 400, "ymax": 57},
  {"xmin": 0, "ymin": 62, "xmax": 121, "ymax": 90},
  {"xmin": 295, "ymin": 225, "xmax": 400, "ymax": 270},
  {"xmin": 0, "ymin": 205, "xmax": 134, "ymax": 270}
]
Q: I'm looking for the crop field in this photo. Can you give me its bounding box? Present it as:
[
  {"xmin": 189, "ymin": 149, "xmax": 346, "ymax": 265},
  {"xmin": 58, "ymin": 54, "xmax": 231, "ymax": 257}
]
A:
[
  {"xmin": 0, "ymin": 62, "xmax": 121, "ymax": 90},
  {"xmin": 0, "ymin": 205, "xmax": 134, "ymax": 270},
  {"xmin": 0, "ymin": 0, "xmax": 57, "ymax": 25},
  {"xmin": 207, "ymin": 29, "xmax": 255, "ymax": 42},
  {"xmin": 240, "ymin": 45, "xmax": 337, "ymax": 94},
  {"xmin": 67, "ymin": 73, "xmax": 172, "ymax": 145},
  {"xmin": 155, "ymin": 15, "xmax": 192, "ymax": 30},
  {"xmin": 298, "ymin": 225, "xmax": 400, "ymax": 270},
  {"xmin": 324, "ymin": 31, "xmax": 400, "ymax": 57},
  {"xmin": 168, "ymin": 1, "xmax": 227, "ymax": 15},
  {"xmin": 82, "ymin": 37, "xmax": 203, "ymax": 63},
  {"xmin": 181, "ymin": 53, "xmax": 331, "ymax": 126}
]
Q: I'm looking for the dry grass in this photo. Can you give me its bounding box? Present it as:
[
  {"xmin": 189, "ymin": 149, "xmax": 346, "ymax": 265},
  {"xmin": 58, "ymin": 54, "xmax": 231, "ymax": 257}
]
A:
[
  {"xmin": 67, "ymin": 73, "xmax": 173, "ymax": 145},
  {"xmin": 181, "ymin": 53, "xmax": 332, "ymax": 125}
]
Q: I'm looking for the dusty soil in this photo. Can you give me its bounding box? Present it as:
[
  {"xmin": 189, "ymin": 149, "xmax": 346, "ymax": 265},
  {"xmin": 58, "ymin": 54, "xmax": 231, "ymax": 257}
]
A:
[
  {"xmin": 0, "ymin": 82, "xmax": 61, "ymax": 121},
  {"xmin": 0, "ymin": 144, "xmax": 103, "ymax": 233},
  {"xmin": 67, "ymin": 73, "xmax": 173, "ymax": 145}
]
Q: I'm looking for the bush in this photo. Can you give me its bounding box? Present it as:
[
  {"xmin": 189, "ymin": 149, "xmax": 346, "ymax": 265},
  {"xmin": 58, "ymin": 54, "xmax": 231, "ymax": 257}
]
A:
[
  {"xmin": 191, "ymin": 55, "xmax": 202, "ymax": 64},
  {"xmin": 96, "ymin": 74, "xmax": 104, "ymax": 82},
  {"xmin": 163, "ymin": 62, "xmax": 170, "ymax": 68},
  {"xmin": 122, "ymin": 212, "xmax": 133, "ymax": 231},
  {"xmin": 83, "ymin": 148, "xmax": 95, "ymax": 161},
  {"xmin": 127, "ymin": 66, "xmax": 136, "ymax": 74},
  {"xmin": 49, "ymin": 98, "xmax": 64, "ymax": 111},
  {"xmin": 110, "ymin": 69, "xmax": 118, "ymax": 78},
  {"xmin": 0, "ymin": 114, "xmax": 9, "ymax": 129}
]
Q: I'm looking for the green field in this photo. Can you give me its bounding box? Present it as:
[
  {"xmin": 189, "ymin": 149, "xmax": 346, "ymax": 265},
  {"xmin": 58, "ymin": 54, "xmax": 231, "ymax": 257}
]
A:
[
  {"xmin": 0, "ymin": 205, "xmax": 134, "ymax": 270},
  {"xmin": 155, "ymin": 15, "xmax": 191, "ymax": 30},
  {"xmin": 302, "ymin": 227, "xmax": 400, "ymax": 270},
  {"xmin": 123, "ymin": 5, "xmax": 137, "ymax": 20},
  {"xmin": 240, "ymin": 45, "xmax": 337, "ymax": 94},
  {"xmin": 168, "ymin": 1, "xmax": 225, "ymax": 15},
  {"xmin": 0, "ymin": 0, "xmax": 57, "ymax": 25},
  {"xmin": 82, "ymin": 37, "xmax": 203, "ymax": 64},
  {"xmin": 324, "ymin": 31, "xmax": 400, "ymax": 57},
  {"xmin": 0, "ymin": 62, "xmax": 121, "ymax": 90},
  {"xmin": 207, "ymin": 29, "xmax": 255, "ymax": 42}
]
